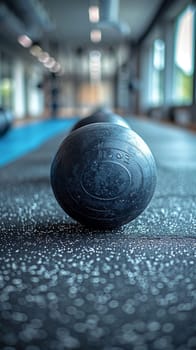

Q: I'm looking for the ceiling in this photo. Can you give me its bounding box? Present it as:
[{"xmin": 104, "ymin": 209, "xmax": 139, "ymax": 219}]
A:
[
  {"xmin": 0, "ymin": 0, "xmax": 164, "ymax": 51},
  {"xmin": 0, "ymin": 0, "xmax": 164, "ymax": 71},
  {"xmin": 40, "ymin": 0, "xmax": 163, "ymax": 47}
]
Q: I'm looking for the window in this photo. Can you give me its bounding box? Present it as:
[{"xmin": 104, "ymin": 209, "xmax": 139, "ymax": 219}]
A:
[
  {"xmin": 0, "ymin": 53, "xmax": 13, "ymax": 109},
  {"xmin": 173, "ymin": 6, "xmax": 195, "ymax": 104},
  {"xmin": 150, "ymin": 39, "xmax": 165, "ymax": 105}
]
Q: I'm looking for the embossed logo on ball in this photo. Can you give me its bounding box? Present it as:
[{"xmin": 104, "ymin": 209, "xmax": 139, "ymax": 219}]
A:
[{"xmin": 80, "ymin": 147, "xmax": 132, "ymax": 200}]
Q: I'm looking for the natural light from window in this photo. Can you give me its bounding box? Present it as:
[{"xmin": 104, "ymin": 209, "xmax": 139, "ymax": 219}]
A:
[{"xmin": 173, "ymin": 6, "xmax": 195, "ymax": 104}]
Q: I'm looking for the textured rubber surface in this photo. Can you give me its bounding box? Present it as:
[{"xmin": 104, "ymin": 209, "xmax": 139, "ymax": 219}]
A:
[
  {"xmin": 51, "ymin": 123, "xmax": 156, "ymax": 228},
  {"xmin": 0, "ymin": 117, "xmax": 196, "ymax": 350},
  {"xmin": 71, "ymin": 112, "xmax": 130, "ymax": 131}
]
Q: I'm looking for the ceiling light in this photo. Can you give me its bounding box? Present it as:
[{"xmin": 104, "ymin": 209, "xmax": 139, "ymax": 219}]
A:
[
  {"xmin": 44, "ymin": 57, "xmax": 56, "ymax": 69},
  {"xmin": 89, "ymin": 50, "xmax": 101, "ymax": 81},
  {"xmin": 50, "ymin": 63, "xmax": 61, "ymax": 73},
  {"xmin": 89, "ymin": 6, "xmax": 99, "ymax": 23},
  {"xmin": 38, "ymin": 52, "xmax": 50, "ymax": 63},
  {"xmin": 18, "ymin": 35, "xmax": 32, "ymax": 48},
  {"xmin": 90, "ymin": 30, "xmax": 101, "ymax": 43},
  {"xmin": 90, "ymin": 50, "xmax": 101, "ymax": 60},
  {"xmin": 30, "ymin": 45, "xmax": 42, "ymax": 57}
]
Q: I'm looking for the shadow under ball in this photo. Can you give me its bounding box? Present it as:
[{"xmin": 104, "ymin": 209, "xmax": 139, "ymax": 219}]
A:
[{"xmin": 51, "ymin": 123, "xmax": 157, "ymax": 229}]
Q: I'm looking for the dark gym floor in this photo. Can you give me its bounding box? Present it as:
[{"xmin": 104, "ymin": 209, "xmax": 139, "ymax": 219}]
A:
[{"xmin": 0, "ymin": 117, "xmax": 196, "ymax": 350}]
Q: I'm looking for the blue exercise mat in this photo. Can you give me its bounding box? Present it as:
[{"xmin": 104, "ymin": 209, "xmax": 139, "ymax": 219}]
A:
[{"xmin": 0, "ymin": 118, "xmax": 78, "ymax": 167}]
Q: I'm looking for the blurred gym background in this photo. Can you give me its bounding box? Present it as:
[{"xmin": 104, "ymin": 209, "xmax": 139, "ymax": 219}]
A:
[
  {"xmin": 0, "ymin": 0, "xmax": 195, "ymax": 128},
  {"xmin": 1, "ymin": 2, "xmax": 196, "ymax": 349}
]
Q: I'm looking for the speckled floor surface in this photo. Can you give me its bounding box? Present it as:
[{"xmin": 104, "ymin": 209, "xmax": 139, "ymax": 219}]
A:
[{"xmin": 0, "ymin": 118, "xmax": 196, "ymax": 350}]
